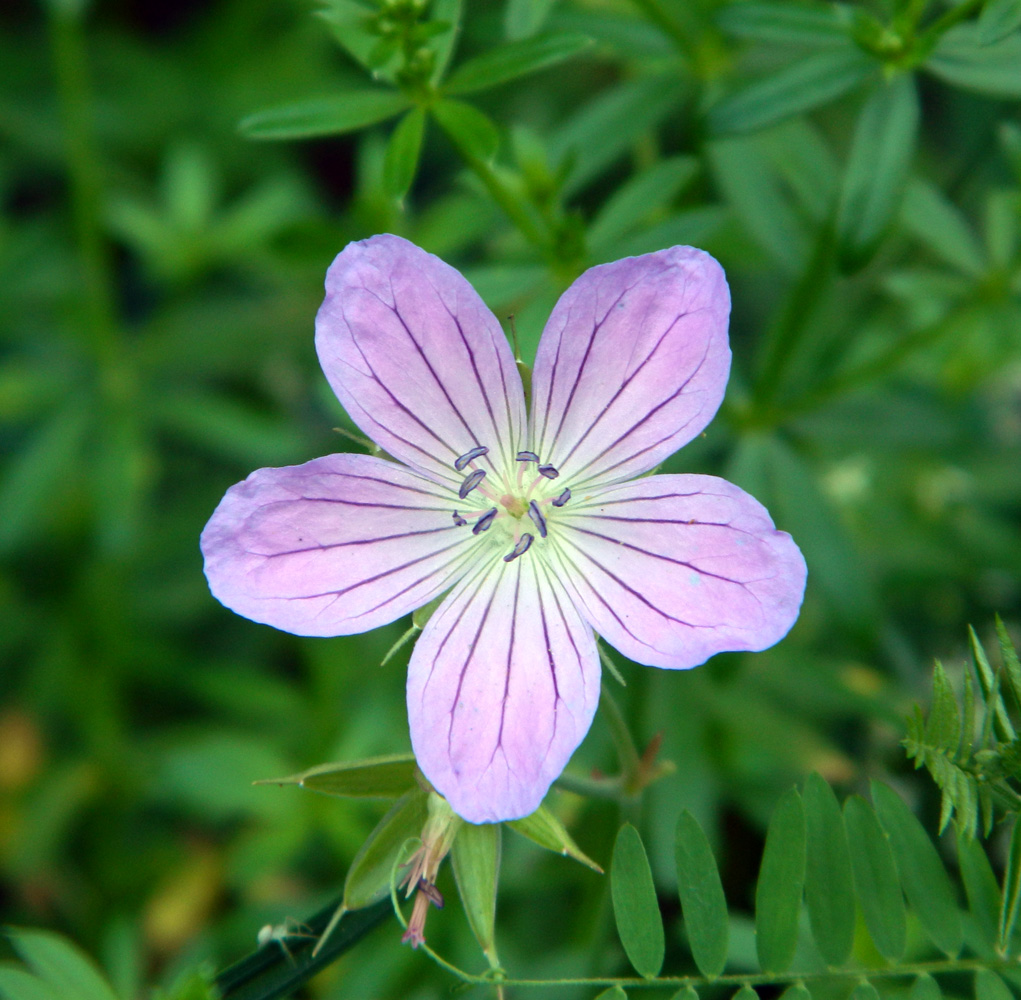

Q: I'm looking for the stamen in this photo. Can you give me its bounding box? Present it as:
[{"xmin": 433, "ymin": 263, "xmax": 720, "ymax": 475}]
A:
[
  {"xmin": 537, "ymin": 464, "xmax": 559, "ymax": 480},
  {"xmin": 454, "ymin": 445, "xmax": 488, "ymax": 471},
  {"xmin": 552, "ymin": 488, "xmax": 571, "ymax": 507},
  {"xmin": 452, "ymin": 511, "xmax": 467, "ymax": 526},
  {"xmin": 418, "ymin": 879, "xmax": 444, "ymax": 909},
  {"xmin": 516, "ymin": 450, "xmax": 539, "ymax": 463},
  {"xmin": 503, "ymin": 533, "xmax": 534, "ymax": 562},
  {"xmin": 472, "ymin": 508, "xmax": 498, "ymax": 534},
  {"xmin": 527, "ymin": 500, "xmax": 547, "ymax": 538},
  {"xmin": 459, "ymin": 469, "xmax": 486, "ymax": 499}
]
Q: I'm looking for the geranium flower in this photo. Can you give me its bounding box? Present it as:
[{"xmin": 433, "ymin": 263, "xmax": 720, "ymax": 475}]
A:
[{"xmin": 201, "ymin": 235, "xmax": 806, "ymax": 823}]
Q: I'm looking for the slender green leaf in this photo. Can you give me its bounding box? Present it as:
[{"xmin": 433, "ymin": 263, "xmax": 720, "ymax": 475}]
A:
[
  {"xmin": 911, "ymin": 974, "xmax": 943, "ymax": 1000},
  {"xmin": 926, "ymin": 25, "xmax": 1021, "ymax": 98},
  {"xmin": 971, "ymin": 625, "xmax": 1015, "ymax": 741},
  {"xmin": 707, "ymin": 47, "xmax": 874, "ymax": 136},
  {"xmin": 836, "ymin": 73, "xmax": 919, "ymax": 270},
  {"xmin": 957, "ymin": 822, "xmax": 1002, "ymax": 949},
  {"xmin": 239, "ymin": 91, "xmax": 410, "ymax": 140},
  {"xmin": 1000, "ymin": 818, "xmax": 1021, "ymax": 951},
  {"xmin": 507, "ymin": 805, "xmax": 603, "ymax": 872},
  {"xmin": 996, "ymin": 616, "xmax": 1021, "ymax": 711},
  {"xmin": 871, "ymin": 781, "xmax": 962, "ymax": 956},
  {"xmin": 504, "ymin": 0, "xmax": 557, "ymax": 39},
  {"xmin": 979, "ymin": 0, "xmax": 1021, "ymax": 44},
  {"xmin": 0, "ymin": 967, "xmax": 62, "ymax": 1000},
  {"xmin": 977, "ymin": 971, "xmax": 1014, "ymax": 1000},
  {"xmin": 432, "ymin": 98, "xmax": 500, "ymax": 162},
  {"xmin": 444, "ymin": 33, "xmax": 593, "ymax": 95},
  {"xmin": 756, "ymin": 788, "xmax": 806, "ymax": 973},
  {"xmin": 6, "ymin": 930, "xmax": 119, "ymax": 1000},
  {"xmin": 925, "ymin": 661, "xmax": 962, "ymax": 756},
  {"xmin": 611, "ymin": 824, "xmax": 665, "ymax": 979},
  {"xmin": 316, "ymin": 2, "xmax": 389, "ymax": 76},
  {"xmin": 429, "ymin": 0, "xmax": 462, "ymax": 85},
  {"xmin": 900, "ymin": 178, "xmax": 986, "ymax": 277},
  {"xmin": 844, "ymin": 795, "xmax": 906, "ymax": 961},
  {"xmin": 715, "ymin": 1, "xmax": 852, "ymax": 45},
  {"xmin": 256, "ymin": 755, "xmax": 417, "ymax": 799},
  {"xmin": 452, "ymin": 823, "xmax": 501, "ymax": 961},
  {"xmin": 803, "ymin": 772, "xmax": 855, "ymax": 966},
  {"xmin": 383, "ymin": 108, "xmax": 426, "ymax": 200},
  {"xmin": 675, "ymin": 810, "xmax": 729, "ymax": 979}
]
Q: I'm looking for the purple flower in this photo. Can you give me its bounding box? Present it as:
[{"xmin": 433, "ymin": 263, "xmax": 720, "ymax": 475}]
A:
[{"xmin": 201, "ymin": 235, "xmax": 807, "ymax": 824}]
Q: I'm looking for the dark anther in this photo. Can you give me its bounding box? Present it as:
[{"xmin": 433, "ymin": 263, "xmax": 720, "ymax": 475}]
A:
[
  {"xmin": 454, "ymin": 445, "xmax": 489, "ymax": 471},
  {"xmin": 527, "ymin": 500, "xmax": 547, "ymax": 538},
  {"xmin": 418, "ymin": 879, "xmax": 444, "ymax": 909},
  {"xmin": 516, "ymin": 450, "xmax": 539, "ymax": 463},
  {"xmin": 552, "ymin": 488, "xmax": 571, "ymax": 507},
  {"xmin": 537, "ymin": 464, "xmax": 559, "ymax": 479},
  {"xmin": 458, "ymin": 469, "xmax": 486, "ymax": 499},
  {"xmin": 452, "ymin": 511, "xmax": 467, "ymax": 526},
  {"xmin": 472, "ymin": 508, "xmax": 498, "ymax": 535},
  {"xmin": 503, "ymin": 533, "xmax": 534, "ymax": 562}
]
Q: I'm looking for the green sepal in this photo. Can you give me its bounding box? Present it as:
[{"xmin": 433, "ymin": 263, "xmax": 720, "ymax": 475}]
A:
[
  {"xmin": 507, "ymin": 804, "xmax": 603, "ymax": 872},
  {"xmin": 256, "ymin": 754, "xmax": 418, "ymax": 799},
  {"xmin": 452, "ymin": 822, "xmax": 502, "ymax": 966},
  {"xmin": 413, "ymin": 592, "xmax": 446, "ymax": 630}
]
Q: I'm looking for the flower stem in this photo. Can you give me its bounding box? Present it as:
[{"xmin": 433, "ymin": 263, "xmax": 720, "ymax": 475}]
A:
[{"xmin": 599, "ymin": 684, "xmax": 643, "ymax": 795}]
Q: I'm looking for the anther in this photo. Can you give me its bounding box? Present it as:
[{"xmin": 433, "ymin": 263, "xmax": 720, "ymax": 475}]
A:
[
  {"xmin": 472, "ymin": 508, "xmax": 498, "ymax": 535},
  {"xmin": 458, "ymin": 469, "xmax": 486, "ymax": 499},
  {"xmin": 452, "ymin": 511, "xmax": 467, "ymax": 526},
  {"xmin": 537, "ymin": 464, "xmax": 559, "ymax": 479},
  {"xmin": 527, "ymin": 500, "xmax": 547, "ymax": 538},
  {"xmin": 503, "ymin": 533, "xmax": 534, "ymax": 562},
  {"xmin": 516, "ymin": 450, "xmax": 539, "ymax": 463},
  {"xmin": 454, "ymin": 445, "xmax": 488, "ymax": 471},
  {"xmin": 552, "ymin": 488, "xmax": 571, "ymax": 507}
]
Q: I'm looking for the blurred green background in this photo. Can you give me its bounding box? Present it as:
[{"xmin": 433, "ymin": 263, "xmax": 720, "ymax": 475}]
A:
[{"xmin": 1, "ymin": 0, "xmax": 1020, "ymax": 996}]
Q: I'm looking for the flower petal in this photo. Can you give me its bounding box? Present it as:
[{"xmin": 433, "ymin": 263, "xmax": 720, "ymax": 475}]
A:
[
  {"xmin": 316, "ymin": 234, "xmax": 526, "ymax": 487},
  {"xmin": 530, "ymin": 246, "xmax": 731, "ymax": 488},
  {"xmin": 549, "ymin": 474, "xmax": 806, "ymax": 669},
  {"xmin": 201, "ymin": 452, "xmax": 475, "ymax": 637},
  {"xmin": 407, "ymin": 550, "xmax": 600, "ymax": 823}
]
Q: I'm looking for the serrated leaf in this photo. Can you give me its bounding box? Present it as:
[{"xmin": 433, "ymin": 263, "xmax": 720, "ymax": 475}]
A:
[
  {"xmin": 383, "ymin": 108, "xmax": 426, "ymax": 200},
  {"xmin": 715, "ymin": 2, "xmax": 851, "ymax": 45},
  {"xmin": 452, "ymin": 823, "xmax": 500, "ymax": 961},
  {"xmin": 836, "ymin": 73, "xmax": 919, "ymax": 271},
  {"xmin": 256, "ymin": 754, "xmax": 417, "ymax": 799},
  {"xmin": 977, "ymin": 971, "xmax": 1014, "ymax": 1000},
  {"xmin": 926, "ymin": 662, "xmax": 962, "ymax": 755},
  {"xmin": 432, "ymin": 98, "xmax": 500, "ymax": 162},
  {"xmin": 844, "ymin": 795, "xmax": 906, "ymax": 961},
  {"xmin": 971, "ymin": 625, "xmax": 1015, "ymax": 742},
  {"xmin": 978, "ymin": 0, "xmax": 1021, "ymax": 44},
  {"xmin": 999, "ymin": 818, "xmax": 1021, "ymax": 951},
  {"xmin": 507, "ymin": 805, "xmax": 603, "ymax": 872},
  {"xmin": 342, "ymin": 788, "xmax": 429, "ymax": 910},
  {"xmin": 6, "ymin": 930, "xmax": 119, "ymax": 1000},
  {"xmin": 675, "ymin": 810, "xmax": 728, "ymax": 979},
  {"xmin": 239, "ymin": 91, "xmax": 410, "ymax": 140},
  {"xmin": 707, "ymin": 46, "xmax": 874, "ymax": 136},
  {"xmin": 443, "ymin": 33, "xmax": 593, "ymax": 95},
  {"xmin": 611, "ymin": 824, "xmax": 664, "ymax": 979},
  {"xmin": 755, "ymin": 787, "xmax": 806, "ymax": 973},
  {"xmin": 871, "ymin": 781, "xmax": 962, "ymax": 956},
  {"xmin": 956, "ymin": 825, "xmax": 1001, "ymax": 949},
  {"xmin": 996, "ymin": 617, "xmax": 1021, "ymax": 711},
  {"xmin": 911, "ymin": 974, "xmax": 942, "ymax": 1000},
  {"xmin": 803, "ymin": 772, "xmax": 854, "ymax": 966}
]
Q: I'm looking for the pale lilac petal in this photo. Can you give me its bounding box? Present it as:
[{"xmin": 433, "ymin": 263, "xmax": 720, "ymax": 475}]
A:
[
  {"xmin": 530, "ymin": 247, "xmax": 731, "ymax": 488},
  {"xmin": 201, "ymin": 452, "xmax": 475, "ymax": 637},
  {"xmin": 315, "ymin": 235, "xmax": 526, "ymax": 487},
  {"xmin": 407, "ymin": 551, "xmax": 600, "ymax": 823},
  {"xmin": 549, "ymin": 475, "xmax": 806, "ymax": 669}
]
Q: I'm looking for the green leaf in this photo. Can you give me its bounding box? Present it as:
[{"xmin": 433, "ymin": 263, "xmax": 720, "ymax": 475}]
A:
[
  {"xmin": 836, "ymin": 73, "xmax": 919, "ymax": 271},
  {"xmin": 452, "ymin": 823, "xmax": 501, "ymax": 962},
  {"xmin": 0, "ymin": 967, "xmax": 62, "ymax": 1000},
  {"xmin": 587, "ymin": 156, "xmax": 699, "ymax": 253},
  {"xmin": 594, "ymin": 988, "xmax": 628, "ymax": 1000},
  {"xmin": 715, "ymin": 2, "xmax": 852, "ymax": 45},
  {"xmin": 926, "ymin": 25, "xmax": 1021, "ymax": 98},
  {"xmin": 507, "ymin": 805, "xmax": 603, "ymax": 872},
  {"xmin": 900, "ymin": 178, "xmax": 986, "ymax": 277},
  {"xmin": 1000, "ymin": 818, "xmax": 1021, "ymax": 952},
  {"xmin": 733, "ymin": 985, "xmax": 759, "ymax": 1000},
  {"xmin": 707, "ymin": 47, "xmax": 874, "ymax": 136},
  {"xmin": 611, "ymin": 824, "xmax": 665, "ymax": 979},
  {"xmin": 342, "ymin": 788, "xmax": 429, "ymax": 910},
  {"xmin": 926, "ymin": 661, "xmax": 963, "ymax": 754},
  {"xmin": 6, "ymin": 929, "xmax": 119, "ymax": 1000},
  {"xmin": 956, "ymin": 826, "xmax": 1001, "ymax": 949},
  {"xmin": 671, "ymin": 987, "xmax": 699, "ymax": 1000},
  {"xmin": 977, "ymin": 971, "xmax": 1014, "ymax": 1000},
  {"xmin": 871, "ymin": 781, "xmax": 962, "ymax": 956},
  {"xmin": 843, "ymin": 795, "xmax": 906, "ymax": 962},
  {"xmin": 443, "ymin": 33, "xmax": 593, "ymax": 95},
  {"xmin": 429, "ymin": 0, "xmax": 462, "ymax": 85},
  {"xmin": 431, "ymin": 98, "xmax": 500, "ymax": 162},
  {"xmin": 239, "ymin": 90, "xmax": 410, "ymax": 140},
  {"xmin": 781, "ymin": 985, "xmax": 812, "ymax": 1000},
  {"xmin": 978, "ymin": 0, "xmax": 1021, "ymax": 46},
  {"xmin": 256, "ymin": 754, "xmax": 417, "ymax": 799},
  {"xmin": 383, "ymin": 108, "xmax": 426, "ymax": 200},
  {"xmin": 996, "ymin": 616, "xmax": 1021, "ymax": 711},
  {"xmin": 674, "ymin": 810, "xmax": 729, "ymax": 979},
  {"xmin": 849, "ymin": 980, "xmax": 880, "ymax": 1000},
  {"xmin": 911, "ymin": 974, "xmax": 943, "ymax": 1000},
  {"xmin": 504, "ymin": 0, "xmax": 557, "ymax": 39},
  {"xmin": 755, "ymin": 787, "xmax": 806, "ymax": 973},
  {"xmin": 971, "ymin": 625, "xmax": 1016, "ymax": 742},
  {"xmin": 803, "ymin": 772, "xmax": 855, "ymax": 966}
]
